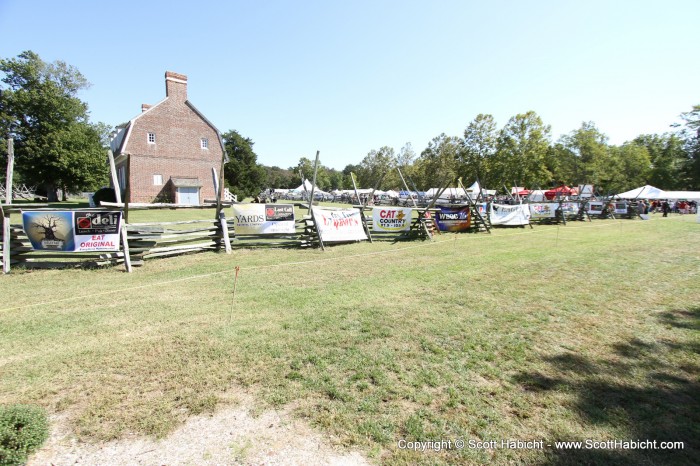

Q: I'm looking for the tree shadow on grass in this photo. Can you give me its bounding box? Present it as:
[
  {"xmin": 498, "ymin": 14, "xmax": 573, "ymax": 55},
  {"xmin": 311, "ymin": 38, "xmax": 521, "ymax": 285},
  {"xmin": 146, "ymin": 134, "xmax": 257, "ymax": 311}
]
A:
[{"xmin": 513, "ymin": 307, "xmax": 699, "ymax": 466}]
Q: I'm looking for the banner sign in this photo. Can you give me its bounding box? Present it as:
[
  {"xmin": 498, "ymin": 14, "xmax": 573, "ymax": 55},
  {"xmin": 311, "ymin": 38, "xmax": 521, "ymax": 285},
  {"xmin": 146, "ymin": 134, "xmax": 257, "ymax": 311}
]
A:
[
  {"xmin": 372, "ymin": 207, "xmax": 412, "ymax": 232},
  {"xmin": 434, "ymin": 206, "xmax": 471, "ymax": 231},
  {"xmin": 588, "ymin": 202, "xmax": 604, "ymax": 215},
  {"xmin": 312, "ymin": 207, "xmax": 367, "ymax": 242},
  {"xmin": 232, "ymin": 204, "xmax": 296, "ymax": 234},
  {"xmin": 489, "ymin": 203, "xmax": 531, "ymax": 226},
  {"xmin": 560, "ymin": 202, "xmax": 581, "ymax": 216},
  {"xmin": 22, "ymin": 210, "xmax": 122, "ymax": 252},
  {"xmin": 529, "ymin": 203, "xmax": 557, "ymax": 219},
  {"xmin": 614, "ymin": 202, "xmax": 628, "ymax": 215}
]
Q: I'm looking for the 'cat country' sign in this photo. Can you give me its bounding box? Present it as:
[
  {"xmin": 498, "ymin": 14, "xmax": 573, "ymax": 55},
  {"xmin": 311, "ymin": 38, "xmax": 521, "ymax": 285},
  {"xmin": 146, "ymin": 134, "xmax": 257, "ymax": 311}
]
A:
[
  {"xmin": 22, "ymin": 211, "xmax": 122, "ymax": 252},
  {"xmin": 372, "ymin": 207, "xmax": 412, "ymax": 232}
]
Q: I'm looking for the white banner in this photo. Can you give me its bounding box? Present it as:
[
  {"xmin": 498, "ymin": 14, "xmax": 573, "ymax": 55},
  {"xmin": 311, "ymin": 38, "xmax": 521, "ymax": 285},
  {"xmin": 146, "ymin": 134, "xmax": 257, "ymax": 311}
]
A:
[
  {"xmin": 489, "ymin": 203, "xmax": 531, "ymax": 226},
  {"xmin": 587, "ymin": 202, "xmax": 604, "ymax": 215},
  {"xmin": 372, "ymin": 207, "xmax": 412, "ymax": 232},
  {"xmin": 529, "ymin": 203, "xmax": 557, "ymax": 219},
  {"xmin": 232, "ymin": 204, "xmax": 296, "ymax": 234},
  {"xmin": 613, "ymin": 202, "xmax": 628, "ymax": 215},
  {"xmin": 312, "ymin": 207, "xmax": 368, "ymax": 242}
]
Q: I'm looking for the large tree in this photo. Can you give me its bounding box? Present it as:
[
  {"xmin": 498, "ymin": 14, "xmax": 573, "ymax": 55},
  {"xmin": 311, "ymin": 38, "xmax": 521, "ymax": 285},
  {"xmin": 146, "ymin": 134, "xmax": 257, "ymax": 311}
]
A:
[
  {"xmin": 459, "ymin": 114, "xmax": 497, "ymax": 187},
  {"xmin": 0, "ymin": 50, "xmax": 108, "ymax": 200},
  {"xmin": 493, "ymin": 111, "xmax": 552, "ymax": 188},
  {"xmin": 222, "ymin": 130, "xmax": 266, "ymax": 200},
  {"xmin": 676, "ymin": 104, "xmax": 700, "ymax": 188},
  {"xmin": 355, "ymin": 146, "xmax": 397, "ymax": 189},
  {"xmin": 558, "ymin": 122, "xmax": 613, "ymax": 190},
  {"xmin": 414, "ymin": 133, "xmax": 460, "ymax": 189},
  {"xmin": 633, "ymin": 134, "xmax": 685, "ymax": 189}
]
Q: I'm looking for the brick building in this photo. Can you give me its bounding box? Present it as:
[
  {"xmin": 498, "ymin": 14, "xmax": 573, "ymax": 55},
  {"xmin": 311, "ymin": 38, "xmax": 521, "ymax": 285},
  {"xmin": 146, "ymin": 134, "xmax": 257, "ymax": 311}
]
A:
[{"xmin": 110, "ymin": 71, "xmax": 227, "ymax": 204}]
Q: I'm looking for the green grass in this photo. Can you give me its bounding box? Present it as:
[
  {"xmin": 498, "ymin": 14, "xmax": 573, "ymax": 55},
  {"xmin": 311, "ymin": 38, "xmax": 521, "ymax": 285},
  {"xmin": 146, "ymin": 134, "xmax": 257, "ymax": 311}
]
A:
[{"xmin": 1, "ymin": 215, "xmax": 698, "ymax": 465}]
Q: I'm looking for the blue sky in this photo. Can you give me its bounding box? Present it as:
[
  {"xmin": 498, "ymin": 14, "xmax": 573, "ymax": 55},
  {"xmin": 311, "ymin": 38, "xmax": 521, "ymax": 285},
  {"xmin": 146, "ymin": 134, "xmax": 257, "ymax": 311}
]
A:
[{"xmin": 1, "ymin": 0, "xmax": 698, "ymax": 170}]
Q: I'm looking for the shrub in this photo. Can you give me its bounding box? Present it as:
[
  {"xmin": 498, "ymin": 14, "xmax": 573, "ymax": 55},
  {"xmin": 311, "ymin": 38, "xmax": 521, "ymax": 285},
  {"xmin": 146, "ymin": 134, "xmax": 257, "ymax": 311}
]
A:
[
  {"xmin": 92, "ymin": 187, "xmax": 117, "ymax": 206},
  {"xmin": 0, "ymin": 404, "xmax": 49, "ymax": 466}
]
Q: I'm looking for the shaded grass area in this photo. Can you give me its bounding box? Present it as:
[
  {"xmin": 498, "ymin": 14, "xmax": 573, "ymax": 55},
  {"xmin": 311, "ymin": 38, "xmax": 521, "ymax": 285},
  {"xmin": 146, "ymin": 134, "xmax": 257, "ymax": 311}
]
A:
[{"xmin": 1, "ymin": 217, "xmax": 698, "ymax": 465}]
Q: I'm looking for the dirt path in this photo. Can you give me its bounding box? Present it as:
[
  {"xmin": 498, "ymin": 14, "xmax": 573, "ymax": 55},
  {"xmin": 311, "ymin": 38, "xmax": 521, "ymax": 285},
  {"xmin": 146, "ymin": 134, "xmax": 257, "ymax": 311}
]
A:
[{"xmin": 29, "ymin": 401, "xmax": 370, "ymax": 465}]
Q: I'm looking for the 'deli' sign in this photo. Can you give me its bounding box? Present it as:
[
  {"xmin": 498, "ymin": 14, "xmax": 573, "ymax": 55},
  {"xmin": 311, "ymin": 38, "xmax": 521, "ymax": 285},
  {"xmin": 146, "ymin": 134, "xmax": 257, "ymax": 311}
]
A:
[
  {"xmin": 22, "ymin": 211, "xmax": 122, "ymax": 252},
  {"xmin": 372, "ymin": 207, "xmax": 412, "ymax": 232}
]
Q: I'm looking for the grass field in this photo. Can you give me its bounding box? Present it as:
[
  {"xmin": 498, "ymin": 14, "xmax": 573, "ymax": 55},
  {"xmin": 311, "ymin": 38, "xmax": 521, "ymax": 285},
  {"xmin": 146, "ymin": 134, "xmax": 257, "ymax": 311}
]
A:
[{"xmin": 1, "ymin": 213, "xmax": 698, "ymax": 465}]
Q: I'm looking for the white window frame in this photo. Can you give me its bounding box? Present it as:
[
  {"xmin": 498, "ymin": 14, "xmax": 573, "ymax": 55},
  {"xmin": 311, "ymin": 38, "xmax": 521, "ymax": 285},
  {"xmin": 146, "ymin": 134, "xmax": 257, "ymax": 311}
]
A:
[
  {"xmin": 153, "ymin": 174, "xmax": 163, "ymax": 186},
  {"xmin": 200, "ymin": 137, "xmax": 209, "ymax": 149},
  {"xmin": 147, "ymin": 132, "xmax": 156, "ymax": 144}
]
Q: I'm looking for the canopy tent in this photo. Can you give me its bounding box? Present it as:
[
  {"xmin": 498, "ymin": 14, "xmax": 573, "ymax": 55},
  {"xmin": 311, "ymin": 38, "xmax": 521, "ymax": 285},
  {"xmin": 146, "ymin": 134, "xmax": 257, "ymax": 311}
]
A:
[
  {"xmin": 526, "ymin": 190, "xmax": 547, "ymax": 202},
  {"xmin": 424, "ymin": 187, "xmax": 468, "ymax": 199},
  {"xmin": 291, "ymin": 179, "xmax": 314, "ymax": 193},
  {"xmin": 465, "ymin": 181, "xmax": 497, "ymax": 197},
  {"xmin": 384, "ymin": 190, "xmax": 400, "ymax": 198},
  {"xmin": 613, "ymin": 185, "xmax": 666, "ymax": 199},
  {"xmin": 544, "ymin": 185, "xmax": 577, "ymax": 200},
  {"xmin": 660, "ymin": 191, "xmax": 700, "ymax": 200}
]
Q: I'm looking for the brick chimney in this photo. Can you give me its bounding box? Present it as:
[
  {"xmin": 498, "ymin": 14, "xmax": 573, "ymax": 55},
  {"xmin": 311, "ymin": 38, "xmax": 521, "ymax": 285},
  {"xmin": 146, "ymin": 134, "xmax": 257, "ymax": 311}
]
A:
[
  {"xmin": 141, "ymin": 104, "xmax": 152, "ymax": 112},
  {"xmin": 165, "ymin": 71, "xmax": 187, "ymax": 101}
]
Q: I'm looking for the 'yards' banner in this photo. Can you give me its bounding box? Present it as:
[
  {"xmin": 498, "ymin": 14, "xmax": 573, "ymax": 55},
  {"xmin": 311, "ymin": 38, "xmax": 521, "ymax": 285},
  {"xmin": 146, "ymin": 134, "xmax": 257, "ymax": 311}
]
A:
[
  {"xmin": 435, "ymin": 206, "xmax": 471, "ymax": 232},
  {"xmin": 489, "ymin": 204, "xmax": 531, "ymax": 226},
  {"xmin": 529, "ymin": 203, "xmax": 557, "ymax": 219},
  {"xmin": 312, "ymin": 207, "xmax": 367, "ymax": 242},
  {"xmin": 232, "ymin": 204, "xmax": 296, "ymax": 234},
  {"xmin": 372, "ymin": 207, "xmax": 412, "ymax": 232},
  {"xmin": 22, "ymin": 211, "xmax": 122, "ymax": 252}
]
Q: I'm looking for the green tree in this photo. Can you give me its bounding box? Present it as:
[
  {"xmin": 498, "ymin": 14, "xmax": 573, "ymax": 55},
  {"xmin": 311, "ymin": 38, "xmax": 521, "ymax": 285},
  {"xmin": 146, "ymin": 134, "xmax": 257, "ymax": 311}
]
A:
[
  {"xmin": 0, "ymin": 50, "xmax": 108, "ymax": 200},
  {"xmin": 222, "ymin": 130, "xmax": 266, "ymax": 200},
  {"xmin": 607, "ymin": 142, "xmax": 651, "ymax": 192},
  {"xmin": 415, "ymin": 134, "xmax": 460, "ymax": 189},
  {"xmin": 493, "ymin": 111, "xmax": 551, "ymax": 188},
  {"xmin": 356, "ymin": 146, "xmax": 396, "ymax": 189},
  {"xmin": 459, "ymin": 114, "xmax": 497, "ymax": 186},
  {"xmin": 262, "ymin": 165, "xmax": 296, "ymax": 189},
  {"xmin": 633, "ymin": 134, "xmax": 685, "ymax": 189},
  {"xmin": 558, "ymin": 122, "xmax": 614, "ymax": 190},
  {"xmin": 676, "ymin": 104, "xmax": 700, "ymax": 188}
]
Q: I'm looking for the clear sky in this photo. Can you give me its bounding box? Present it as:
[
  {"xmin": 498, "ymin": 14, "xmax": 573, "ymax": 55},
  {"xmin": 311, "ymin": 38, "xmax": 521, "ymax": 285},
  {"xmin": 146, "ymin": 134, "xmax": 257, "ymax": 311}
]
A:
[{"xmin": 1, "ymin": 0, "xmax": 698, "ymax": 170}]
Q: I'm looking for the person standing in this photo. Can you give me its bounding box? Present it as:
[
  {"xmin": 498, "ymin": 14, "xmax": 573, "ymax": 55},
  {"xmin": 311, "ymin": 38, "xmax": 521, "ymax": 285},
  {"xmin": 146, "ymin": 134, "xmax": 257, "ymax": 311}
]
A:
[{"xmin": 662, "ymin": 200, "xmax": 670, "ymax": 217}]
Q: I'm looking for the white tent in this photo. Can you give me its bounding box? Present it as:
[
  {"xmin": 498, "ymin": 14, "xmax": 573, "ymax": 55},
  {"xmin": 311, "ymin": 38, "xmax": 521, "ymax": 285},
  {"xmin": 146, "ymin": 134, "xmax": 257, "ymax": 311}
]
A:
[
  {"xmin": 384, "ymin": 190, "xmax": 400, "ymax": 198},
  {"xmin": 466, "ymin": 181, "xmax": 497, "ymax": 196},
  {"xmin": 425, "ymin": 187, "xmax": 467, "ymax": 199},
  {"xmin": 292, "ymin": 179, "xmax": 314, "ymax": 193},
  {"xmin": 661, "ymin": 191, "xmax": 700, "ymax": 200},
  {"xmin": 614, "ymin": 185, "xmax": 666, "ymax": 199}
]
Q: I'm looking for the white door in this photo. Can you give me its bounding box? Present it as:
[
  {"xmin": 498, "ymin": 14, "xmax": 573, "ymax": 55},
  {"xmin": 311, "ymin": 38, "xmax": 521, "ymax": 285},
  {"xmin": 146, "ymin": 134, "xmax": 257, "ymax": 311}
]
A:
[{"xmin": 177, "ymin": 187, "xmax": 199, "ymax": 205}]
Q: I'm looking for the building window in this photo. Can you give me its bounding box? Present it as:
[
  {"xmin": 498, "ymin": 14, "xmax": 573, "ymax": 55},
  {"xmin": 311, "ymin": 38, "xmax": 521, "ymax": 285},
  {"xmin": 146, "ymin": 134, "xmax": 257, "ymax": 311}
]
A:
[
  {"xmin": 148, "ymin": 132, "xmax": 156, "ymax": 144},
  {"xmin": 153, "ymin": 174, "xmax": 163, "ymax": 186},
  {"xmin": 118, "ymin": 166, "xmax": 126, "ymax": 189},
  {"xmin": 200, "ymin": 137, "xmax": 208, "ymax": 149}
]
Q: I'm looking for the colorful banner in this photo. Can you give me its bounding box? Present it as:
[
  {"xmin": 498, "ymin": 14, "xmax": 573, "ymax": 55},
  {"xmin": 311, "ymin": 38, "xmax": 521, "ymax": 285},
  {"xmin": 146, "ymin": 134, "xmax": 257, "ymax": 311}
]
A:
[
  {"xmin": 372, "ymin": 207, "xmax": 412, "ymax": 232},
  {"xmin": 529, "ymin": 203, "xmax": 557, "ymax": 219},
  {"xmin": 489, "ymin": 203, "xmax": 531, "ymax": 226},
  {"xmin": 232, "ymin": 204, "xmax": 296, "ymax": 234},
  {"xmin": 312, "ymin": 207, "xmax": 367, "ymax": 242},
  {"xmin": 22, "ymin": 211, "xmax": 122, "ymax": 252},
  {"xmin": 587, "ymin": 202, "xmax": 604, "ymax": 215},
  {"xmin": 560, "ymin": 202, "xmax": 581, "ymax": 216},
  {"xmin": 434, "ymin": 206, "xmax": 471, "ymax": 232}
]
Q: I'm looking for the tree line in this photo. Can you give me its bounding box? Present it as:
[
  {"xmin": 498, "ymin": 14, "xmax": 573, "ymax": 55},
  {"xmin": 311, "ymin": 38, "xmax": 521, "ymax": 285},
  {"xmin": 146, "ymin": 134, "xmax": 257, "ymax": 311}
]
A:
[{"xmin": 2, "ymin": 51, "xmax": 698, "ymax": 201}]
